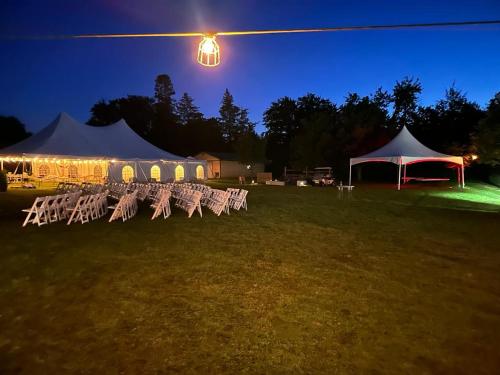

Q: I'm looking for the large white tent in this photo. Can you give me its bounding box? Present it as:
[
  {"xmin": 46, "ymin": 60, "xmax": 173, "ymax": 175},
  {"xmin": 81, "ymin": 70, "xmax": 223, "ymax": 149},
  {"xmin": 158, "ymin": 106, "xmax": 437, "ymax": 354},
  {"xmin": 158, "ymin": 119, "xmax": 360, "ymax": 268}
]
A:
[
  {"xmin": 349, "ymin": 126, "xmax": 464, "ymax": 190},
  {"xmin": 0, "ymin": 112, "xmax": 207, "ymax": 183}
]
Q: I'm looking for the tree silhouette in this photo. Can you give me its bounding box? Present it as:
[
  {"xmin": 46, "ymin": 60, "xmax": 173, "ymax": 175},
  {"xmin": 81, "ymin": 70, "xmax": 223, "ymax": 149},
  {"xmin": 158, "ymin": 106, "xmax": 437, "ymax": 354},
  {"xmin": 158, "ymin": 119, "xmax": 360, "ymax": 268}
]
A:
[
  {"xmin": 263, "ymin": 97, "xmax": 299, "ymax": 174},
  {"xmin": 154, "ymin": 74, "xmax": 176, "ymax": 113},
  {"xmin": 391, "ymin": 77, "xmax": 422, "ymax": 129},
  {"xmin": 414, "ymin": 86, "xmax": 484, "ymax": 155},
  {"xmin": 0, "ymin": 116, "xmax": 31, "ymax": 149},
  {"xmin": 88, "ymin": 96, "xmax": 155, "ymax": 138},
  {"xmin": 234, "ymin": 131, "xmax": 266, "ymax": 165},
  {"xmin": 474, "ymin": 93, "xmax": 500, "ymax": 166},
  {"xmin": 218, "ymin": 89, "xmax": 254, "ymax": 144},
  {"xmin": 176, "ymin": 93, "xmax": 203, "ymax": 125}
]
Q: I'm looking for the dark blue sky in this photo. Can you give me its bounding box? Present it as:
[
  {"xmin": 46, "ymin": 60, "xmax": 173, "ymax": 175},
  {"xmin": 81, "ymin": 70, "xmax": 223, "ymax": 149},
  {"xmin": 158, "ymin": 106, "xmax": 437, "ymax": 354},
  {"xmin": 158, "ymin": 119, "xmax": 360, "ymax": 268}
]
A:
[{"xmin": 1, "ymin": 0, "xmax": 499, "ymax": 134}]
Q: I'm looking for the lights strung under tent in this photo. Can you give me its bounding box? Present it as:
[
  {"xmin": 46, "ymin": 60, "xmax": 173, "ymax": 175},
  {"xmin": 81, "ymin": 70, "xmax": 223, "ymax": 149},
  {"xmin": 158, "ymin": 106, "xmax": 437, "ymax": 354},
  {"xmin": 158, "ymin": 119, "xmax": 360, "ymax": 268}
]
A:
[
  {"xmin": 5, "ymin": 20, "xmax": 500, "ymax": 67},
  {"xmin": 0, "ymin": 156, "xmax": 114, "ymax": 164}
]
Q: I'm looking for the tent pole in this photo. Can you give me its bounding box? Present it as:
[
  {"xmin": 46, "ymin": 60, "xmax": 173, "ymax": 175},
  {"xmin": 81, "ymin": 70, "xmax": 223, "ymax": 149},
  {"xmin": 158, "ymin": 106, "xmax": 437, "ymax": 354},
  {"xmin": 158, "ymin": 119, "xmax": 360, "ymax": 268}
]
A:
[
  {"xmin": 348, "ymin": 160, "xmax": 352, "ymax": 186},
  {"xmin": 462, "ymin": 165, "xmax": 465, "ymax": 188},
  {"xmin": 403, "ymin": 164, "xmax": 407, "ymax": 184},
  {"xmin": 397, "ymin": 159, "xmax": 402, "ymax": 190},
  {"xmin": 22, "ymin": 155, "xmax": 25, "ymax": 183},
  {"xmin": 138, "ymin": 162, "xmax": 148, "ymax": 181}
]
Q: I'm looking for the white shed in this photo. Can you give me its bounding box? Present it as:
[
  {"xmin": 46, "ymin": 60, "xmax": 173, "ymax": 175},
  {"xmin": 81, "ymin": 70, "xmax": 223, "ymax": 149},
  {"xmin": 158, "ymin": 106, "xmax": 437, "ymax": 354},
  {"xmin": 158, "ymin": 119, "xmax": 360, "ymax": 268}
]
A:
[{"xmin": 194, "ymin": 152, "xmax": 265, "ymax": 179}]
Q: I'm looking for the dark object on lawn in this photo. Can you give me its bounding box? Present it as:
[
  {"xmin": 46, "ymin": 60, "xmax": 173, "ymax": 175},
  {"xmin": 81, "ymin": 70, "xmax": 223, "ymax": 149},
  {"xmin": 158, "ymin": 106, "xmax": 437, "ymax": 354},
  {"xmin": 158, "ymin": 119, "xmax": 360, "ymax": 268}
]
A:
[
  {"xmin": 0, "ymin": 170, "xmax": 7, "ymax": 192},
  {"xmin": 311, "ymin": 167, "xmax": 335, "ymax": 186}
]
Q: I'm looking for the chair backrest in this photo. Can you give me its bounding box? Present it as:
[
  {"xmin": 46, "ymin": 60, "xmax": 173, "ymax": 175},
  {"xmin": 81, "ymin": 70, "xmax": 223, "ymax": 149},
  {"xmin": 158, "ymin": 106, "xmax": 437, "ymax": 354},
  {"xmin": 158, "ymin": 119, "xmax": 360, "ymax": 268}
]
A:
[
  {"xmin": 22, "ymin": 196, "xmax": 49, "ymax": 227},
  {"xmin": 206, "ymin": 189, "xmax": 230, "ymax": 216},
  {"xmin": 229, "ymin": 189, "xmax": 248, "ymax": 210},
  {"xmin": 67, "ymin": 195, "xmax": 90, "ymax": 225},
  {"xmin": 151, "ymin": 189, "xmax": 171, "ymax": 220}
]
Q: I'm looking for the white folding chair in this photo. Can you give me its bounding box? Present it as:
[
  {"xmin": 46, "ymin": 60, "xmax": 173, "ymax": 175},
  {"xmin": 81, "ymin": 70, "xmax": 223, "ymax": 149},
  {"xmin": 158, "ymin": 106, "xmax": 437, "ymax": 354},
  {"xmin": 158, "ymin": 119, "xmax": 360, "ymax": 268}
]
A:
[
  {"xmin": 206, "ymin": 189, "xmax": 231, "ymax": 216},
  {"xmin": 22, "ymin": 196, "xmax": 49, "ymax": 227},
  {"xmin": 66, "ymin": 195, "xmax": 91, "ymax": 225},
  {"xmin": 151, "ymin": 190, "xmax": 171, "ymax": 220},
  {"xmin": 229, "ymin": 189, "xmax": 248, "ymax": 211}
]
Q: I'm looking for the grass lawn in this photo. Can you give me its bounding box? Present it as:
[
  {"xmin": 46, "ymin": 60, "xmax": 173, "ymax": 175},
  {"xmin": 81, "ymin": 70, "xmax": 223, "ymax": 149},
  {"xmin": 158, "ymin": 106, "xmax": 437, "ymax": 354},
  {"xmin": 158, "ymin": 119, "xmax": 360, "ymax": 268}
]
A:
[{"xmin": 1, "ymin": 182, "xmax": 500, "ymax": 374}]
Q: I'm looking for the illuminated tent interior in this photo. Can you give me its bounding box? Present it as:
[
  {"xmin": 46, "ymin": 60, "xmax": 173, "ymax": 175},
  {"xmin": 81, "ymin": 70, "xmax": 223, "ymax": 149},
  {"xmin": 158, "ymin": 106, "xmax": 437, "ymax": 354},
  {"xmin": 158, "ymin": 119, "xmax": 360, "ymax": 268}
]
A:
[
  {"xmin": 0, "ymin": 112, "xmax": 206, "ymax": 183},
  {"xmin": 349, "ymin": 126, "xmax": 464, "ymax": 190}
]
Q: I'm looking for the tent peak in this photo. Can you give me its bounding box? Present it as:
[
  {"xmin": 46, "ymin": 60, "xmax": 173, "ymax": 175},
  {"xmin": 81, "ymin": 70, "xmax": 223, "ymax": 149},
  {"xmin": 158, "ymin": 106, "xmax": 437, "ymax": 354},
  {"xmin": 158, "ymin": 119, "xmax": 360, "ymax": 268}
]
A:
[{"xmin": 53, "ymin": 112, "xmax": 83, "ymax": 127}]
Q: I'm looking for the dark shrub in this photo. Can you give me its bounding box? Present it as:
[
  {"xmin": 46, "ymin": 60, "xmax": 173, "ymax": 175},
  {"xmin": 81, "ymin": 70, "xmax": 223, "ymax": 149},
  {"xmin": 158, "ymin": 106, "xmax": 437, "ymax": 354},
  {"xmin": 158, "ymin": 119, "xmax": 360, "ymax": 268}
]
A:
[
  {"xmin": 0, "ymin": 170, "xmax": 7, "ymax": 192},
  {"xmin": 489, "ymin": 166, "xmax": 500, "ymax": 187}
]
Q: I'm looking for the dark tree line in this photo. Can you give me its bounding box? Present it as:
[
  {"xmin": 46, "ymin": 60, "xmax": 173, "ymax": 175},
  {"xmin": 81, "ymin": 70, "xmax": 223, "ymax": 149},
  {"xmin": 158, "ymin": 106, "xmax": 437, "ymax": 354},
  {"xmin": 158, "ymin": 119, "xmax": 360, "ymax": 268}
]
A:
[
  {"xmin": 0, "ymin": 116, "xmax": 31, "ymax": 149},
  {"xmin": 264, "ymin": 77, "xmax": 498, "ymax": 177},
  {"xmin": 86, "ymin": 74, "xmax": 263, "ymax": 162},
  {"xmin": 1, "ymin": 75, "xmax": 498, "ymax": 180}
]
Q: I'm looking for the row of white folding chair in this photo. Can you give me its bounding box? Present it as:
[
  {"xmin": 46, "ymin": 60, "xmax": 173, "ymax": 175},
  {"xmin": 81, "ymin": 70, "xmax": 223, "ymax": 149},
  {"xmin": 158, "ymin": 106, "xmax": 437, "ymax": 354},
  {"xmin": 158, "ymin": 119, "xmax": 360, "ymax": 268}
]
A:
[
  {"xmin": 203, "ymin": 189, "xmax": 231, "ymax": 216},
  {"xmin": 147, "ymin": 183, "xmax": 165, "ymax": 201},
  {"xmin": 22, "ymin": 191, "xmax": 82, "ymax": 227},
  {"xmin": 174, "ymin": 189, "xmax": 203, "ymax": 218},
  {"xmin": 129, "ymin": 183, "xmax": 151, "ymax": 201},
  {"xmin": 109, "ymin": 190, "xmax": 138, "ymax": 222},
  {"xmin": 182, "ymin": 183, "xmax": 209, "ymax": 193},
  {"xmin": 106, "ymin": 182, "xmax": 130, "ymax": 199},
  {"xmin": 55, "ymin": 182, "xmax": 81, "ymax": 194},
  {"xmin": 186, "ymin": 183, "xmax": 212, "ymax": 201},
  {"xmin": 67, "ymin": 191, "xmax": 109, "ymax": 225},
  {"xmin": 170, "ymin": 184, "xmax": 186, "ymax": 198},
  {"xmin": 227, "ymin": 188, "xmax": 248, "ymax": 211},
  {"xmin": 151, "ymin": 189, "xmax": 172, "ymax": 220},
  {"xmin": 162, "ymin": 182, "xmax": 176, "ymax": 190},
  {"xmin": 82, "ymin": 183, "xmax": 105, "ymax": 195}
]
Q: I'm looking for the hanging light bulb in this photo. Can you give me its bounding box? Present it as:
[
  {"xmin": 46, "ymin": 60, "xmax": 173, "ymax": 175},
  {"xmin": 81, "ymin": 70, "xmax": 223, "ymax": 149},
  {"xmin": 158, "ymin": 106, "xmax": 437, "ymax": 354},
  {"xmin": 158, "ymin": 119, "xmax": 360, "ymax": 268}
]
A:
[{"xmin": 197, "ymin": 35, "xmax": 220, "ymax": 67}]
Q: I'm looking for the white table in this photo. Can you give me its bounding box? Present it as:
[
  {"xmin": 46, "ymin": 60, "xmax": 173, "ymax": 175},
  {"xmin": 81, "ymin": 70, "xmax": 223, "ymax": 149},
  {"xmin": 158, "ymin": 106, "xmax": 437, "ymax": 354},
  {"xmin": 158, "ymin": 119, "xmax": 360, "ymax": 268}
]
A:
[{"xmin": 337, "ymin": 185, "xmax": 354, "ymax": 199}]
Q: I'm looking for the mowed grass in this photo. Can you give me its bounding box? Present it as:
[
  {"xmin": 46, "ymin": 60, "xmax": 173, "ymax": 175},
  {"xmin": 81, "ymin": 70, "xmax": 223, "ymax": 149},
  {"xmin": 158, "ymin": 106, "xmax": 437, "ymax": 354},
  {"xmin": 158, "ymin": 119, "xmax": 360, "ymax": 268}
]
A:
[{"xmin": 0, "ymin": 182, "xmax": 500, "ymax": 374}]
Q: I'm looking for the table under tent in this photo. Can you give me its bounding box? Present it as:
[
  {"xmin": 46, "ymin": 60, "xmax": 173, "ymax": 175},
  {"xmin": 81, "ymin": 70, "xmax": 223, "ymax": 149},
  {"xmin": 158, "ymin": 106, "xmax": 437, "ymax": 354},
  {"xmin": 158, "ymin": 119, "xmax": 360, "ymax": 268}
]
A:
[
  {"xmin": 0, "ymin": 112, "xmax": 207, "ymax": 184},
  {"xmin": 349, "ymin": 126, "xmax": 464, "ymax": 190}
]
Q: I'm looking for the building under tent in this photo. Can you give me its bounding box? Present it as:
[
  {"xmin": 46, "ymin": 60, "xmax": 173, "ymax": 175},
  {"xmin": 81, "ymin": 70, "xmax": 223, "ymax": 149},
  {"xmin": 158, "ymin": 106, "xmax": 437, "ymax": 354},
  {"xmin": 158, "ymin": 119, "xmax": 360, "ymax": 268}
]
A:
[
  {"xmin": 0, "ymin": 112, "xmax": 207, "ymax": 183},
  {"xmin": 349, "ymin": 126, "xmax": 464, "ymax": 190}
]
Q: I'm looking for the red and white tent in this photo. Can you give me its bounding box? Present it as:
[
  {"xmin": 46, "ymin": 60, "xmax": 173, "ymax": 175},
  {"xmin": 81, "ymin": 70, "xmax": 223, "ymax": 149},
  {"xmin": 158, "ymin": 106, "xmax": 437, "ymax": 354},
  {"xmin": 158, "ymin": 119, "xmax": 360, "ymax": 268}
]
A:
[{"xmin": 349, "ymin": 126, "xmax": 464, "ymax": 190}]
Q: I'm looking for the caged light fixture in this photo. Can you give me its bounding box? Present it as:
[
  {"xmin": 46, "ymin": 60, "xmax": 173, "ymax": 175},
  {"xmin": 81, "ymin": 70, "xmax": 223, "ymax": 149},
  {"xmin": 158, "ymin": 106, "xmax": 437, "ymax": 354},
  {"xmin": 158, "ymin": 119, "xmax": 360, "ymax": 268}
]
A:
[
  {"xmin": 4, "ymin": 20, "xmax": 500, "ymax": 68},
  {"xmin": 197, "ymin": 35, "xmax": 220, "ymax": 67}
]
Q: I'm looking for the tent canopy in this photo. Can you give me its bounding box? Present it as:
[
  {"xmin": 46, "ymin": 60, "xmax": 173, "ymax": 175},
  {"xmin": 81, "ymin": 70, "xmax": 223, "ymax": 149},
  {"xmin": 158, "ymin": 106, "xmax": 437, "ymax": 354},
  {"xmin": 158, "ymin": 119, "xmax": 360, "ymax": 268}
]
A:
[
  {"xmin": 350, "ymin": 126, "xmax": 463, "ymax": 166},
  {"xmin": 349, "ymin": 126, "xmax": 464, "ymax": 189},
  {"xmin": 0, "ymin": 112, "xmax": 186, "ymax": 161}
]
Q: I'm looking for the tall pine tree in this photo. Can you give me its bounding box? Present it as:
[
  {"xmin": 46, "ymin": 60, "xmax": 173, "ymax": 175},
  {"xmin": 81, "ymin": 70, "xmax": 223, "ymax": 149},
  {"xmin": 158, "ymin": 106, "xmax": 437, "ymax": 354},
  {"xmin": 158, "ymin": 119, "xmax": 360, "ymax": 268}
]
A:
[
  {"xmin": 152, "ymin": 74, "xmax": 178, "ymax": 152},
  {"xmin": 176, "ymin": 93, "xmax": 203, "ymax": 125},
  {"xmin": 154, "ymin": 74, "xmax": 176, "ymax": 114},
  {"xmin": 218, "ymin": 89, "xmax": 254, "ymax": 144}
]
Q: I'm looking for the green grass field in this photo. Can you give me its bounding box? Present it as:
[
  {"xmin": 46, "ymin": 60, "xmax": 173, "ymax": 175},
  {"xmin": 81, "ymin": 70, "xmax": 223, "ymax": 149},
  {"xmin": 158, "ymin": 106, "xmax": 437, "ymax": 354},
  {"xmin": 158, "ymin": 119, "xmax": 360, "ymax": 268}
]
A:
[{"xmin": 1, "ymin": 182, "xmax": 500, "ymax": 374}]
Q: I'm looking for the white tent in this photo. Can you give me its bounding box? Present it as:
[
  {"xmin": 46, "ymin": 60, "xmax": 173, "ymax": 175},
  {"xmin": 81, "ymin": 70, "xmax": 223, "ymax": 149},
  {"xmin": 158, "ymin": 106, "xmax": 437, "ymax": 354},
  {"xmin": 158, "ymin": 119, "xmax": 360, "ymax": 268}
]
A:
[
  {"xmin": 0, "ymin": 112, "xmax": 207, "ymax": 182},
  {"xmin": 349, "ymin": 126, "xmax": 464, "ymax": 190}
]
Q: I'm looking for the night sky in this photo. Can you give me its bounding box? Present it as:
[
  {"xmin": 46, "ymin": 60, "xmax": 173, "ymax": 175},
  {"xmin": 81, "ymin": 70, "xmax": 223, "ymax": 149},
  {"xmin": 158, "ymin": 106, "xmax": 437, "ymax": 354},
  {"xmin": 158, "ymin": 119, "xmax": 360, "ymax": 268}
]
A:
[{"xmin": 1, "ymin": 0, "xmax": 499, "ymax": 134}]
